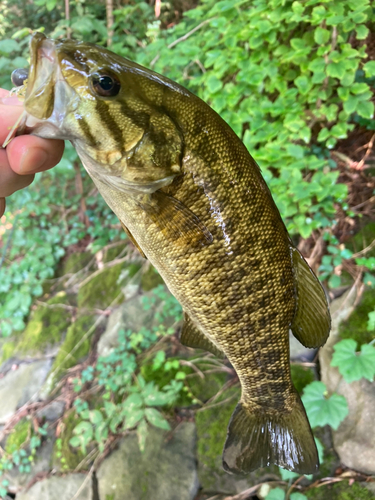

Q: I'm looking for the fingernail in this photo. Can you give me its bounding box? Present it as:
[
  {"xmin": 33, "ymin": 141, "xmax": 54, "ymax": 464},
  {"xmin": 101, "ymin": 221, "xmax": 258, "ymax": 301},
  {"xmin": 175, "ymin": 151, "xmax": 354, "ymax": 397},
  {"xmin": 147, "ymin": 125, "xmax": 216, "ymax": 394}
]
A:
[
  {"xmin": 0, "ymin": 198, "xmax": 5, "ymax": 217},
  {"xmin": 20, "ymin": 148, "xmax": 48, "ymax": 174}
]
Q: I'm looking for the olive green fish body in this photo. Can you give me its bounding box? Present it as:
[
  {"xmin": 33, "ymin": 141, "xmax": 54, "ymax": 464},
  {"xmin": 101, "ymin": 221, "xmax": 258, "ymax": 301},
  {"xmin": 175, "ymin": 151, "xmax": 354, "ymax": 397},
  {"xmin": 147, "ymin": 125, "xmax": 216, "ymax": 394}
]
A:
[{"xmin": 18, "ymin": 33, "xmax": 331, "ymax": 474}]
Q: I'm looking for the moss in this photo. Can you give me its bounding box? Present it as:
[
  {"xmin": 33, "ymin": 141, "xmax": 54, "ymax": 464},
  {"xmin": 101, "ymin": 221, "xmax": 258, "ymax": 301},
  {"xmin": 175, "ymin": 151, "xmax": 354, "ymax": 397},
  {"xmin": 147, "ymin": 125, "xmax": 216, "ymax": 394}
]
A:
[
  {"xmin": 141, "ymin": 266, "xmax": 164, "ymax": 292},
  {"xmin": 52, "ymin": 412, "xmax": 86, "ymax": 471},
  {"xmin": 339, "ymin": 289, "xmax": 375, "ymax": 345},
  {"xmin": 305, "ymin": 481, "xmax": 375, "ymax": 499},
  {"xmin": 5, "ymin": 419, "xmax": 32, "ymax": 453},
  {"xmin": 103, "ymin": 243, "xmax": 127, "ymax": 263},
  {"xmin": 17, "ymin": 292, "xmax": 71, "ymax": 354},
  {"xmin": 77, "ymin": 263, "xmax": 125, "ymax": 310},
  {"xmin": 291, "ymin": 364, "xmax": 315, "ymax": 394},
  {"xmin": 186, "ymin": 369, "xmax": 228, "ymax": 403},
  {"xmin": 50, "ymin": 314, "xmax": 92, "ymax": 382},
  {"xmin": 58, "ymin": 251, "xmax": 93, "ymax": 277},
  {"xmin": 0, "ymin": 340, "xmax": 16, "ymax": 365}
]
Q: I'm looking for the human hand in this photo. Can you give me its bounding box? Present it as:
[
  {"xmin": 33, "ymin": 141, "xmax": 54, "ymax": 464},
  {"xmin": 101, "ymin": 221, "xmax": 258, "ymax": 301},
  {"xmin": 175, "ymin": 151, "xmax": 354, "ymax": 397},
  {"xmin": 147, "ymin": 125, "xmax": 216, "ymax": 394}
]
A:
[{"xmin": 0, "ymin": 88, "xmax": 65, "ymax": 217}]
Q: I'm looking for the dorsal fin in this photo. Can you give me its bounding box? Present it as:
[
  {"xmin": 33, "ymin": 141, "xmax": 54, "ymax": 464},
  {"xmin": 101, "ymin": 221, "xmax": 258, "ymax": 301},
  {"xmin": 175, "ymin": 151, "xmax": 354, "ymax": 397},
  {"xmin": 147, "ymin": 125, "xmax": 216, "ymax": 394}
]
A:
[
  {"xmin": 180, "ymin": 312, "xmax": 225, "ymax": 358},
  {"xmin": 121, "ymin": 222, "xmax": 147, "ymax": 259},
  {"xmin": 291, "ymin": 247, "xmax": 331, "ymax": 348}
]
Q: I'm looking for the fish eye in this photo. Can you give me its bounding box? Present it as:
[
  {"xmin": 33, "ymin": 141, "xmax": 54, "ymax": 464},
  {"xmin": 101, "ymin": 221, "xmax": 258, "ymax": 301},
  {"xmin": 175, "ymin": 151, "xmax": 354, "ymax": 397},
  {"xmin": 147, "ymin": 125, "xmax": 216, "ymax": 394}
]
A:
[
  {"xmin": 91, "ymin": 73, "xmax": 120, "ymax": 97},
  {"xmin": 11, "ymin": 68, "xmax": 29, "ymax": 87}
]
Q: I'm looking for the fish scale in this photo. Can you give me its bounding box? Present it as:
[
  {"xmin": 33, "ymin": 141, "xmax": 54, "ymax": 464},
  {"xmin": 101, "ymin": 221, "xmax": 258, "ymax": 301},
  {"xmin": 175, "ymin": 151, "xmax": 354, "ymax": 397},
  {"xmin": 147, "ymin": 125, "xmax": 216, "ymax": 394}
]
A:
[{"xmin": 16, "ymin": 32, "xmax": 330, "ymax": 475}]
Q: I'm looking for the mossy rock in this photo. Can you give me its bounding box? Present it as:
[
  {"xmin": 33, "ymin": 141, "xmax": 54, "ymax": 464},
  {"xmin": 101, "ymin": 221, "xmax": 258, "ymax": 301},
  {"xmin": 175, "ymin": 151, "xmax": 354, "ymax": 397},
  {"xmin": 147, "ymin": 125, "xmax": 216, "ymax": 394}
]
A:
[
  {"xmin": 291, "ymin": 364, "xmax": 315, "ymax": 394},
  {"xmin": 57, "ymin": 251, "xmax": 93, "ymax": 277},
  {"xmin": 185, "ymin": 368, "xmax": 229, "ymax": 404},
  {"xmin": 0, "ymin": 340, "xmax": 17, "ymax": 365},
  {"xmin": 305, "ymin": 480, "xmax": 375, "ymax": 499},
  {"xmin": 52, "ymin": 412, "xmax": 86, "ymax": 471},
  {"xmin": 141, "ymin": 266, "xmax": 164, "ymax": 292},
  {"xmin": 103, "ymin": 243, "xmax": 127, "ymax": 263},
  {"xmin": 16, "ymin": 292, "xmax": 71, "ymax": 355},
  {"xmin": 339, "ymin": 289, "xmax": 375, "ymax": 346},
  {"xmin": 77, "ymin": 263, "xmax": 129, "ymax": 310},
  {"xmin": 5, "ymin": 419, "xmax": 32, "ymax": 454},
  {"xmin": 50, "ymin": 314, "xmax": 92, "ymax": 382}
]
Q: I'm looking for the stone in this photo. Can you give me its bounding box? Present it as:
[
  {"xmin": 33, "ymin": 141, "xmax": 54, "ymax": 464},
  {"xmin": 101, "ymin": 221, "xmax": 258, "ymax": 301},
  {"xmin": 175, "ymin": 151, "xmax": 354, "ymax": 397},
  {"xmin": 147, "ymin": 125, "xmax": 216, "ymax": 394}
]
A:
[
  {"xmin": 96, "ymin": 422, "xmax": 199, "ymax": 500},
  {"xmin": 97, "ymin": 288, "xmax": 170, "ymax": 357},
  {"xmin": 0, "ymin": 359, "xmax": 52, "ymax": 424},
  {"xmin": 5, "ymin": 436, "xmax": 54, "ymax": 490},
  {"xmin": 320, "ymin": 286, "xmax": 375, "ymax": 475},
  {"xmin": 36, "ymin": 401, "xmax": 65, "ymax": 421},
  {"xmin": 15, "ymin": 474, "xmax": 92, "ymax": 500}
]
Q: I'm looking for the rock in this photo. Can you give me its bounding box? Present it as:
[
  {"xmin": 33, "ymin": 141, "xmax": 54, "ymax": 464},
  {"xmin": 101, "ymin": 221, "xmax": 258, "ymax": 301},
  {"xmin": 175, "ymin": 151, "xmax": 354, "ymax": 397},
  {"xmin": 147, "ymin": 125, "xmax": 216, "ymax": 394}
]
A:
[
  {"xmin": 96, "ymin": 422, "xmax": 199, "ymax": 500},
  {"xmin": 320, "ymin": 286, "xmax": 375, "ymax": 475},
  {"xmin": 36, "ymin": 401, "xmax": 65, "ymax": 421},
  {"xmin": 97, "ymin": 288, "xmax": 172, "ymax": 357},
  {"xmin": 5, "ymin": 436, "xmax": 54, "ymax": 490},
  {"xmin": 0, "ymin": 360, "xmax": 52, "ymax": 424},
  {"xmin": 15, "ymin": 474, "xmax": 92, "ymax": 500}
]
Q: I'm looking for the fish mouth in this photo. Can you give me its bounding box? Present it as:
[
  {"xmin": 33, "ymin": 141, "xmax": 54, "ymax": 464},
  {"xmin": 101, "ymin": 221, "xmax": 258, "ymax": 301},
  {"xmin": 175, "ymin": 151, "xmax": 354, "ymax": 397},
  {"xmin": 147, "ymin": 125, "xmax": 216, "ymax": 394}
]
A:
[{"xmin": 24, "ymin": 32, "xmax": 58, "ymax": 120}]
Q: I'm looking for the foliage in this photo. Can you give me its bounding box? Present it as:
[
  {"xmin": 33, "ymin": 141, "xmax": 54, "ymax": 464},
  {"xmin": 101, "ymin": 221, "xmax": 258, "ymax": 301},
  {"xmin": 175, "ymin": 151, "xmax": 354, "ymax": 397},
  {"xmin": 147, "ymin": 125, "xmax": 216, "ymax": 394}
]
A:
[
  {"xmin": 331, "ymin": 339, "xmax": 375, "ymax": 382},
  {"xmin": 69, "ymin": 319, "xmax": 187, "ymax": 456},
  {"xmin": 301, "ymin": 381, "xmax": 348, "ymax": 430},
  {"xmin": 0, "ymin": 421, "xmax": 48, "ymax": 495}
]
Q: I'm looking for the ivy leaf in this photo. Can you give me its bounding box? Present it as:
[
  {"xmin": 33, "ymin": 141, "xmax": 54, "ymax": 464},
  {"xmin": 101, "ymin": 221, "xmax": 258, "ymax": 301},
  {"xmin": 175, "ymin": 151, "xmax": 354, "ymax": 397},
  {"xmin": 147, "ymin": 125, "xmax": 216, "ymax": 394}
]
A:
[
  {"xmin": 205, "ymin": 74, "xmax": 222, "ymax": 94},
  {"xmin": 302, "ymin": 381, "xmax": 348, "ymax": 430},
  {"xmin": 290, "ymin": 494, "xmax": 308, "ymax": 500},
  {"xmin": 355, "ymin": 25, "xmax": 369, "ymax": 40},
  {"xmin": 367, "ymin": 311, "xmax": 375, "ymax": 331},
  {"xmin": 265, "ymin": 487, "xmax": 285, "ymax": 500},
  {"xmin": 314, "ymin": 27, "xmax": 330, "ymax": 45},
  {"xmin": 331, "ymin": 339, "xmax": 375, "ymax": 382},
  {"xmin": 356, "ymin": 101, "xmax": 374, "ymax": 120},
  {"xmin": 145, "ymin": 408, "xmax": 171, "ymax": 430},
  {"xmin": 363, "ymin": 61, "xmax": 375, "ymax": 78},
  {"xmin": 327, "ymin": 61, "xmax": 346, "ymax": 79}
]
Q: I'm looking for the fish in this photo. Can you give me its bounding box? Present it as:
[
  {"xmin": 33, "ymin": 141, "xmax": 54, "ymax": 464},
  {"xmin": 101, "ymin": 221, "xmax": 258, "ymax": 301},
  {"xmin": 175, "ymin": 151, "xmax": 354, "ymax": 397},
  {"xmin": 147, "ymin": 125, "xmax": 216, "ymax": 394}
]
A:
[{"xmin": 11, "ymin": 32, "xmax": 330, "ymax": 474}]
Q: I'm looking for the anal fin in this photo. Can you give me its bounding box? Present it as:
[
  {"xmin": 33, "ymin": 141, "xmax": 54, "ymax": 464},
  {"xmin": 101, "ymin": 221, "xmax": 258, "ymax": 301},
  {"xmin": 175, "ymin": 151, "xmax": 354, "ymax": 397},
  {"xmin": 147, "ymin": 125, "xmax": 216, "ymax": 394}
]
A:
[
  {"xmin": 121, "ymin": 222, "xmax": 147, "ymax": 259},
  {"xmin": 180, "ymin": 312, "xmax": 225, "ymax": 359},
  {"xmin": 291, "ymin": 247, "xmax": 330, "ymax": 348}
]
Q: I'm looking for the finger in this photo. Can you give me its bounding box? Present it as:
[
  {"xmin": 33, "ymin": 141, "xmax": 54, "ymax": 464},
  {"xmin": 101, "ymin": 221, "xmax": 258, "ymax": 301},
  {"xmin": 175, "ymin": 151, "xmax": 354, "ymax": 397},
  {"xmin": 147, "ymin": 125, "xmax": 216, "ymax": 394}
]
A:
[
  {"xmin": 0, "ymin": 197, "xmax": 5, "ymax": 217},
  {"xmin": 0, "ymin": 104, "xmax": 24, "ymax": 145},
  {"xmin": 0, "ymin": 149, "xmax": 34, "ymax": 197},
  {"xmin": 7, "ymin": 135, "xmax": 65, "ymax": 175}
]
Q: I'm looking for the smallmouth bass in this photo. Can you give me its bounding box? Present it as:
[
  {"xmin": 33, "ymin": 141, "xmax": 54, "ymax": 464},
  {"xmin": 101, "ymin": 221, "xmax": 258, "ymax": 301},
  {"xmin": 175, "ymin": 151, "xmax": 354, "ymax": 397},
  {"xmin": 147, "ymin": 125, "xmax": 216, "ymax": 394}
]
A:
[{"xmin": 11, "ymin": 33, "xmax": 330, "ymax": 474}]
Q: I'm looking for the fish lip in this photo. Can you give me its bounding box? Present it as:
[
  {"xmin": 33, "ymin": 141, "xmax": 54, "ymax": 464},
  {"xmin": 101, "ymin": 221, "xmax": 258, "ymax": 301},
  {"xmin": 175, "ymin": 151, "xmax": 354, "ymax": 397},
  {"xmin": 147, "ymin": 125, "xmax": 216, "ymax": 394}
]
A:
[{"xmin": 24, "ymin": 32, "xmax": 57, "ymax": 120}]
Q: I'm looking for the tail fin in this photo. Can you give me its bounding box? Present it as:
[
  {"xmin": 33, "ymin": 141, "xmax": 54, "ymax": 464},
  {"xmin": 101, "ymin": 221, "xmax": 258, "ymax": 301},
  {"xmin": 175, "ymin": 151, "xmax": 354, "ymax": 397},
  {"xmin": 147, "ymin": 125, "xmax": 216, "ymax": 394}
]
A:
[{"xmin": 222, "ymin": 394, "xmax": 318, "ymax": 475}]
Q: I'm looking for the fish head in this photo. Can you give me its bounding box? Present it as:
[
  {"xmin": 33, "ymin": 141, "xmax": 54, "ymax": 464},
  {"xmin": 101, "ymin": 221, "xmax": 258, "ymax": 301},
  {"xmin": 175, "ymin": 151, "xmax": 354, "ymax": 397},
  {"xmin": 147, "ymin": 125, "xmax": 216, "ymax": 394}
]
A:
[{"xmin": 21, "ymin": 32, "xmax": 183, "ymax": 193}]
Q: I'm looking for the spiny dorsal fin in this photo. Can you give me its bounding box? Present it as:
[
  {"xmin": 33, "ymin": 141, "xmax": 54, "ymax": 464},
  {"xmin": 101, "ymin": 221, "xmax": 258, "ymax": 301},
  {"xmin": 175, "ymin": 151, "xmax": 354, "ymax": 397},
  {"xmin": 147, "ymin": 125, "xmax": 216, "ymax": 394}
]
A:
[
  {"xmin": 121, "ymin": 222, "xmax": 147, "ymax": 259},
  {"xmin": 140, "ymin": 191, "xmax": 213, "ymax": 249},
  {"xmin": 291, "ymin": 247, "xmax": 330, "ymax": 348},
  {"xmin": 180, "ymin": 312, "xmax": 225, "ymax": 358}
]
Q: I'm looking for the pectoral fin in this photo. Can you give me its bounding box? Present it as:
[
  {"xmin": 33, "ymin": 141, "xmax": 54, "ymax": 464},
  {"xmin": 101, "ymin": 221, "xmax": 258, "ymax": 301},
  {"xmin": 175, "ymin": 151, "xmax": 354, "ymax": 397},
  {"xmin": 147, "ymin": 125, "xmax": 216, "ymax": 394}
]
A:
[
  {"xmin": 180, "ymin": 312, "xmax": 225, "ymax": 358},
  {"xmin": 121, "ymin": 222, "xmax": 147, "ymax": 259},
  {"xmin": 141, "ymin": 191, "xmax": 213, "ymax": 248},
  {"xmin": 291, "ymin": 247, "xmax": 330, "ymax": 348}
]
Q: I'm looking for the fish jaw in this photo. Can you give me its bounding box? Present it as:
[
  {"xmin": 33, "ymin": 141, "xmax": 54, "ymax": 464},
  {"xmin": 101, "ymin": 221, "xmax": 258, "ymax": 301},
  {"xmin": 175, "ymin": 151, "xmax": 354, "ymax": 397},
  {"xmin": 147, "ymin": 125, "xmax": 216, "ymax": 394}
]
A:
[{"xmin": 22, "ymin": 32, "xmax": 78, "ymax": 141}]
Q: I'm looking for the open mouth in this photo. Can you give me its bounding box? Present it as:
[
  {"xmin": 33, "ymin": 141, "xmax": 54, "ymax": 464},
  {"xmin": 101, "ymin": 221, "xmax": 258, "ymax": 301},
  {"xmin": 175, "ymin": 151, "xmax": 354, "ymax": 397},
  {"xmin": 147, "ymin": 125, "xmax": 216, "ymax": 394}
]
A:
[{"xmin": 24, "ymin": 32, "xmax": 58, "ymax": 120}]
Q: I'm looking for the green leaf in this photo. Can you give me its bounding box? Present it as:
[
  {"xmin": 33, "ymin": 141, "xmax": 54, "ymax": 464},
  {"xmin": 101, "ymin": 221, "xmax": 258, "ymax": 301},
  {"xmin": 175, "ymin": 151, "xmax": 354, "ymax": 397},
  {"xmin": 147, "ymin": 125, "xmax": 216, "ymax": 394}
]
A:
[
  {"xmin": 205, "ymin": 74, "xmax": 223, "ymax": 94},
  {"xmin": 124, "ymin": 409, "xmax": 144, "ymax": 429},
  {"xmin": 367, "ymin": 311, "xmax": 375, "ymax": 331},
  {"xmin": 123, "ymin": 393, "xmax": 143, "ymax": 411},
  {"xmin": 302, "ymin": 381, "xmax": 348, "ymax": 430},
  {"xmin": 364, "ymin": 273, "xmax": 375, "ymax": 288},
  {"xmin": 0, "ymin": 39, "xmax": 20, "ymax": 54},
  {"xmin": 327, "ymin": 61, "xmax": 346, "ymax": 79},
  {"xmin": 356, "ymin": 101, "xmax": 374, "ymax": 120},
  {"xmin": 290, "ymin": 493, "xmax": 308, "ymax": 500},
  {"xmin": 265, "ymin": 487, "xmax": 285, "ymax": 500},
  {"xmin": 314, "ymin": 27, "xmax": 330, "ymax": 45},
  {"xmin": 331, "ymin": 339, "xmax": 375, "ymax": 382},
  {"xmin": 137, "ymin": 419, "xmax": 148, "ymax": 452},
  {"xmin": 363, "ymin": 61, "xmax": 375, "ymax": 78},
  {"xmin": 89, "ymin": 410, "xmax": 103, "ymax": 425},
  {"xmin": 145, "ymin": 408, "xmax": 171, "ymax": 430},
  {"xmin": 356, "ymin": 25, "xmax": 369, "ymax": 40}
]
